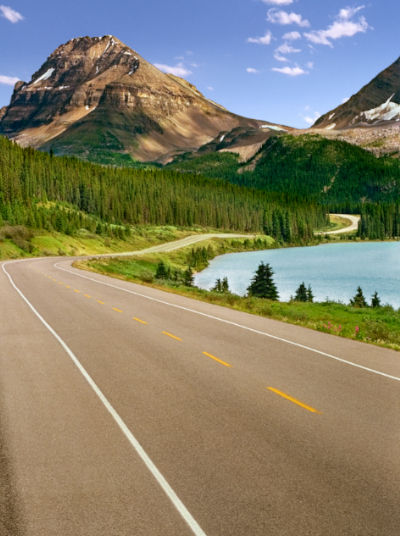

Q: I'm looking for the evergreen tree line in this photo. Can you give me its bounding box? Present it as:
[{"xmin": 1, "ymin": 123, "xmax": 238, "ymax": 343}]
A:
[
  {"xmin": 358, "ymin": 203, "xmax": 400, "ymax": 239},
  {"xmin": 245, "ymin": 262, "xmax": 384, "ymax": 308},
  {"xmin": 0, "ymin": 137, "xmax": 326, "ymax": 241}
]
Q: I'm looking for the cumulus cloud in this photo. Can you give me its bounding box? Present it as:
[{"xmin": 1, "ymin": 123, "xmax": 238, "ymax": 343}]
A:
[
  {"xmin": 267, "ymin": 9, "xmax": 310, "ymax": 27},
  {"xmin": 274, "ymin": 52, "xmax": 289, "ymax": 62},
  {"xmin": 0, "ymin": 74, "xmax": 19, "ymax": 85},
  {"xmin": 272, "ymin": 65, "xmax": 307, "ymax": 76},
  {"xmin": 154, "ymin": 62, "xmax": 192, "ymax": 77},
  {"xmin": 304, "ymin": 5, "xmax": 370, "ymax": 47},
  {"xmin": 0, "ymin": 5, "xmax": 23, "ymax": 23},
  {"xmin": 275, "ymin": 42, "xmax": 301, "ymax": 54},
  {"xmin": 282, "ymin": 31, "xmax": 301, "ymax": 40},
  {"xmin": 246, "ymin": 67, "xmax": 260, "ymax": 74},
  {"xmin": 247, "ymin": 30, "xmax": 273, "ymax": 45}
]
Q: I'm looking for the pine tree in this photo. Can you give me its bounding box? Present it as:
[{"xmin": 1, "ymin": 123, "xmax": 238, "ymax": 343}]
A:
[
  {"xmin": 222, "ymin": 277, "xmax": 229, "ymax": 293},
  {"xmin": 294, "ymin": 282, "xmax": 308, "ymax": 302},
  {"xmin": 183, "ymin": 267, "xmax": 194, "ymax": 287},
  {"xmin": 306, "ymin": 285, "xmax": 314, "ymax": 303},
  {"xmin": 371, "ymin": 291, "xmax": 381, "ymax": 308},
  {"xmin": 350, "ymin": 286, "xmax": 368, "ymax": 308},
  {"xmin": 247, "ymin": 262, "xmax": 279, "ymax": 300},
  {"xmin": 155, "ymin": 261, "xmax": 168, "ymax": 279},
  {"xmin": 213, "ymin": 278, "xmax": 222, "ymax": 292}
]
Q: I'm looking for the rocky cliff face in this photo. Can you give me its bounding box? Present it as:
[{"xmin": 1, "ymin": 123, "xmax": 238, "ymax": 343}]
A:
[
  {"xmin": 0, "ymin": 36, "xmax": 262, "ymax": 162},
  {"xmin": 314, "ymin": 56, "xmax": 400, "ymax": 129}
]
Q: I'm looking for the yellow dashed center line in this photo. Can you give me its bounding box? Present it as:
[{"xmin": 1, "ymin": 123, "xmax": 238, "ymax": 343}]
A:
[
  {"xmin": 65, "ymin": 285, "xmax": 71, "ymax": 289},
  {"xmin": 84, "ymin": 294, "xmax": 91, "ymax": 299},
  {"xmin": 202, "ymin": 351, "xmax": 232, "ymax": 368},
  {"xmin": 162, "ymin": 331, "xmax": 182, "ymax": 342},
  {"xmin": 133, "ymin": 317, "xmax": 148, "ymax": 325},
  {"xmin": 267, "ymin": 387, "xmax": 321, "ymax": 414},
  {"xmin": 112, "ymin": 307, "xmax": 123, "ymax": 313},
  {"xmin": 74, "ymin": 289, "xmax": 81, "ymax": 293},
  {"xmin": 97, "ymin": 300, "xmax": 105, "ymax": 305}
]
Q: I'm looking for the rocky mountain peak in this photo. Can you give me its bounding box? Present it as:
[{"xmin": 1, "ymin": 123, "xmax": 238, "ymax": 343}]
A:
[
  {"xmin": 314, "ymin": 55, "xmax": 400, "ymax": 129},
  {"xmin": 0, "ymin": 35, "xmax": 261, "ymax": 162}
]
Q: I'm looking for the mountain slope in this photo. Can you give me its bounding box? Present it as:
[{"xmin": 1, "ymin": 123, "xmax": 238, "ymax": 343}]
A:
[
  {"xmin": 0, "ymin": 36, "xmax": 264, "ymax": 163},
  {"xmin": 168, "ymin": 133, "xmax": 400, "ymax": 207},
  {"xmin": 314, "ymin": 56, "xmax": 400, "ymax": 129}
]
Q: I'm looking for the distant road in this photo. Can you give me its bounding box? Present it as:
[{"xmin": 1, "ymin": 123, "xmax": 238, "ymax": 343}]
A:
[
  {"xmin": 320, "ymin": 214, "xmax": 360, "ymax": 235},
  {"xmin": 97, "ymin": 232, "xmax": 254, "ymax": 258},
  {"xmin": 1, "ymin": 243, "xmax": 400, "ymax": 534}
]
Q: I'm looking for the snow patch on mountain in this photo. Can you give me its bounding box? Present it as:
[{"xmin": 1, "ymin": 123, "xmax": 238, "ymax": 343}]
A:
[
  {"xmin": 360, "ymin": 94, "xmax": 400, "ymax": 122},
  {"xmin": 33, "ymin": 68, "xmax": 55, "ymax": 85},
  {"xmin": 260, "ymin": 124, "xmax": 287, "ymax": 132}
]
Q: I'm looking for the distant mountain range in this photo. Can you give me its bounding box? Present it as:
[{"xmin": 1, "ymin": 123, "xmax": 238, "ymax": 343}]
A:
[{"xmin": 0, "ymin": 36, "xmax": 399, "ymax": 163}]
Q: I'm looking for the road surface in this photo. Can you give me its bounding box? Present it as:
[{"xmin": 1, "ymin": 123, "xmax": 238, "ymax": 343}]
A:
[
  {"xmin": 1, "ymin": 252, "xmax": 400, "ymax": 535},
  {"xmin": 320, "ymin": 214, "xmax": 361, "ymax": 235}
]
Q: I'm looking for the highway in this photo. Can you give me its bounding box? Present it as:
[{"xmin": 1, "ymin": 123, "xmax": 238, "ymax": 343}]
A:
[{"xmin": 1, "ymin": 252, "xmax": 400, "ymax": 535}]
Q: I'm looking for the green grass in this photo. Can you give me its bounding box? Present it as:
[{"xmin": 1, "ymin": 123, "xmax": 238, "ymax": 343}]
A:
[
  {"xmin": 0, "ymin": 224, "xmax": 208, "ymax": 260},
  {"xmin": 78, "ymin": 237, "xmax": 400, "ymax": 352}
]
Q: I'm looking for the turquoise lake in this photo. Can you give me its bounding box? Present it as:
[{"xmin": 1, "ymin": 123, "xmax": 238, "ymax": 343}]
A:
[{"xmin": 194, "ymin": 242, "xmax": 400, "ymax": 308}]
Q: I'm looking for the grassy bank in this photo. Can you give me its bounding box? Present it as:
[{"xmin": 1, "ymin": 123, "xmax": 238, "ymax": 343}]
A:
[
  {"xmin": 77, "ymin": 236, "xmax": 400, "ymax": 352},
  {"xmin": 0, "ymin": 224, "xmax": 212, "ymax": 260}
]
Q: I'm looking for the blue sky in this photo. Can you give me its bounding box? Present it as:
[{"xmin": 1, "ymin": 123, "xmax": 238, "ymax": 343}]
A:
[{"xmin": 0, "ymin": 0, "xmax": 398, "ymax": 127}]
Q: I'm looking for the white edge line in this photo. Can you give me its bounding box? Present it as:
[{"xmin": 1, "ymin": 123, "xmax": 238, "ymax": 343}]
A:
[
  {"xmin": 2, "ymin": 261, "xmax": 208, "ymax": 536},
  {"xmin": 55, "ymin": 262, "xmax": 400, "ymax": 384}
]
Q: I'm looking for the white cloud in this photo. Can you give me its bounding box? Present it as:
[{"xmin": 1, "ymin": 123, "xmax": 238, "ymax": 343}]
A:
[
  {"xmin": 275, "ymin": 42, "xmax": 301, "ymax": 54},
  {"xmin": 272, "ymin": 65, "xmax": 307, "ymax": 76},
  {"xmin": 154, "ymin": 62, "xmax": 192, "ymax": 77},
  {"xmin": 246, "ymin": 67, "xmax": 260, "ymax": 74},
  {"xmin": 247, "ymin": 30, "xmax": 272, "ymax": 45},
  {"xmin": 282, "ymin": 31, "xmax": 301, "ymax": 40},
  {"xmin": 0, "ymin": 5, "xmax": 23, "ymax": 23},
  {"xmin": 302, "ymin": 109, "xmax": 321, "ymax": 125},
  {"xmin": 342, "ymin": 96, "xmax": 350, "ymax": 103},
  {"xmin": 274, "ymin": 53, "xmax": 289, "ymax": 62},
  {"xmin": 261, "ymin": 0, "xmax": 293, "ymax": 4},
  {"xmin": 207, "ymin": 86, "xmax": 214, "ymax": 91},
  {"xmin": 306, "ymin": 61, "xmax": 314, "ymax": 69},
  {"xmin": 338, "ymin": 6, "xmax": 365, "ymax": 20},
  {"xmin": 0, "ymin": 74, "xmax": 19, "ymax": 85},
  {"xmin": 267, "ymin": 8, "xmax": 310, "ymax": 27},
  {"xmin": 304, "ymin": 6, "xmax": 370, "ymax": 47}
]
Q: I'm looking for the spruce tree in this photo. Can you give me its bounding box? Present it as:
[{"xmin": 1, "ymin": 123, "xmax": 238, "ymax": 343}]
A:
[
  {"xmin": 307, "ymin": 285, "xmax": 314, "ymax": 303},
  {"xmin": 184, "ymin": 267, "xmax": 194, "ymax": 287},
  {"xmin": 350, "ymin": 286, "xmax": 368, "ymax": 308},
  {"xmin": 155, "ymin": 261, "xmax": 168, "ymax": 279},
  {"xmin": 294, "ymin": 282, "xmax": 308, "ymax": 302},
  {"xmin": 222, "ymin": 277, "xmax": 229, "ymax": 293},
  {"xmin": 213, "ymin": 278, "xmax": 222, "ymax": 292},
  {"xmin": 371, "ymin": 291, "xmax": 381, "ymax": 308},
  {"xmin": 247, "ymin": 262, "xmax": 279, "ymax": 300}
]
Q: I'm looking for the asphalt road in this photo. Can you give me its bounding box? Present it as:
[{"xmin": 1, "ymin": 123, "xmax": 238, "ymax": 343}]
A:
[{"xmin": 1, "ymin": 254, "xmax": 400, "ymax": 535}]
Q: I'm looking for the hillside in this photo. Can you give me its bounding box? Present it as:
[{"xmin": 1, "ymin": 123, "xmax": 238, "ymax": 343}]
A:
[
  {"xmin": 0, "ymin": 136, "xmax": 326, "ymax": 251},
  {"xmin": 168, "ymin": 134, "xmax": 400, "ymax": 208}
]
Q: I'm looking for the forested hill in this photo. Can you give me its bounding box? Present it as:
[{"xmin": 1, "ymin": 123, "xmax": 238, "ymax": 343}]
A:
[
  {"xmin": 0, "ymin": 137, "xmax": 326, "ymax": 243},
  {"xmin": 168, "ymin": 134, "xmax": 400, "ymax": 210}
]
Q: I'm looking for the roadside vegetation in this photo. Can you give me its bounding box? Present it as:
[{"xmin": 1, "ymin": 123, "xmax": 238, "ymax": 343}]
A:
[{"xmin": 77, "ymin": 237, "xmax": 400, "ymax": 352}]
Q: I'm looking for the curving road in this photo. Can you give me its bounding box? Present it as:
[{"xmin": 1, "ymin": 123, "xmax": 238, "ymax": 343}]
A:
[
  {"xmin": 319, "ymin": 214, "xmax": 361, "ymax": 235},
  {"xmin": 1, "ymin": 248, "xmax": 400, "ymax": 535}
]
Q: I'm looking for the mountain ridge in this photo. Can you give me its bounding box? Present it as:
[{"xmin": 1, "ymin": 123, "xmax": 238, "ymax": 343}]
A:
[{"xmin": 0, "ymin": 35, "xmax": 269, "ymax": 163}]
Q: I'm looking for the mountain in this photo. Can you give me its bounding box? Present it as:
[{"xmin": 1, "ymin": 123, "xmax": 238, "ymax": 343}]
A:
[
  {"xmin": 0, "ymin": 35, "xmax": 268, "ymax": 164},
  {"xmin": 314, "ymin": 56, "xmax": 400, "ymax": 129}
]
